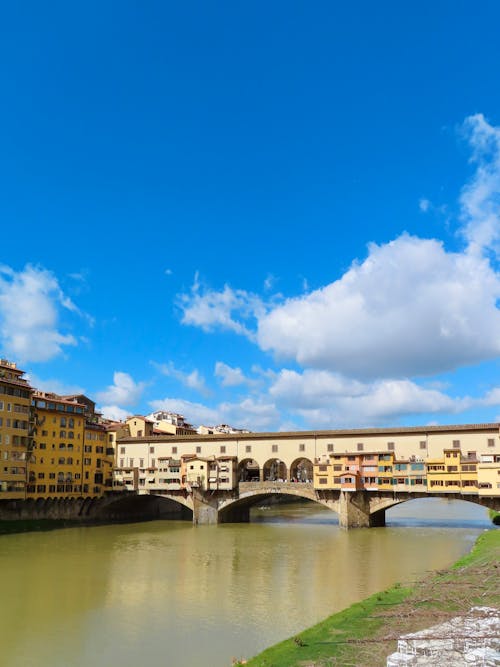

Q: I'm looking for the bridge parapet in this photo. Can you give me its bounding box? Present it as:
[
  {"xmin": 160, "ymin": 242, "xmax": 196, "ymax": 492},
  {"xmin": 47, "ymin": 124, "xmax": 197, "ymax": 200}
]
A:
[{"xmin": 239, "ymin": 481, "xmax": 314, "ymax": 496}]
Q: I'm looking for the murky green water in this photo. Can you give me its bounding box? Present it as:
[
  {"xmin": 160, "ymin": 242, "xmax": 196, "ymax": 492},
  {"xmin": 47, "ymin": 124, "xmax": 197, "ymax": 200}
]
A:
[{"xmin": 0, "ymin": 498, "xmax": 492, "ymax": 667}]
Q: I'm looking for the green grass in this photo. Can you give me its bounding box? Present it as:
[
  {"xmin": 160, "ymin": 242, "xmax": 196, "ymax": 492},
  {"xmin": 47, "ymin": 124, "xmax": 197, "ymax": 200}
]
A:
[{"xmin": 242, "ymin": 530, "xmax": 499, "ymax": 667}]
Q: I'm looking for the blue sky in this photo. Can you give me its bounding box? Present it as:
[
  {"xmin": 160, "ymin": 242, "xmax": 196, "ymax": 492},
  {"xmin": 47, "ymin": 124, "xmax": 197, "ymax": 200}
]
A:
[{"xmin": 2, "ymin": 1, "xmax": 500, "ymax": 430}]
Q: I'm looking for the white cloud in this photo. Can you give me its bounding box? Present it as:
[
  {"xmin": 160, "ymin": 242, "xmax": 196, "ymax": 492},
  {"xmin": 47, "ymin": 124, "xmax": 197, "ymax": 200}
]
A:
[
  {"xmin": 178, "ymin": 276, "xmax": 265, "ymax": 340},
  {"xmin": 149, "ymin": 395, "xmax": 279, "ymax": 431},
  {"xmin": 460, "ymin": 114, "xmax": 500, "ymax": 256},
  {"xmin": 26, "ymin": 374, "xmax": 85, "ymax": 396},
  {"xmin": 257, "ymin": 234, "xmax": 500, "ymax": 378},
  {"xmin": 264, "ymin": 274, "xmax": 276, "ymax": 291},
  {"xmin": 219, "ymin": 397, "xmax": 279, "ymax": 431},
  {"xmin": 0, "ymin": 264, "xmax": 79, "ymax": 363},
  {"xmin": 419, "ymin": 198, "xmax": 431, "ymax": 212},
  {"xmin": 96, "ymin": 372, "xmax": 146, "ymax": 407},
  {"xmin": 149, "ymin": 397, "xmax": 219, "ymax": 426},
  {"xmin": 269, "ymin": 369, "xmax": 366, "ymax": 408},
  {"xmin": 269, "ymin": 368, "xmax": 462, "ymax": 427},
  {"xmin": 214, "ymin": 361, "xmax": 250, "ymax": 387},
  {"xmin": 154, "ymin": 361, "xmax": 209, "ymax": 395},
  {"xmin": 100, "ymin": 405, "xmax": 130, "ymax": 421}
]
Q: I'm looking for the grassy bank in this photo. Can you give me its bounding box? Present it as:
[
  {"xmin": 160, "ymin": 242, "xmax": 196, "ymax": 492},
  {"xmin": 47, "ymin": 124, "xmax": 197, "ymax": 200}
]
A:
[{"xmin": 241, "ymin": 529, "xmax": 499, "ymax": 667}]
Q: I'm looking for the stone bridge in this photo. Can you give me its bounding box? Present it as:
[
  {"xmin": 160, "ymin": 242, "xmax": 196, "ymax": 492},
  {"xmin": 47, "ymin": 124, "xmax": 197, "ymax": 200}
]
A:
[
  {"xmin": 1, "ymin": 483, "xmax": 499, "ymax": 529},
  {"xmin": 183, "ymin": 482, "xmax": 500, "ymax": 528}
]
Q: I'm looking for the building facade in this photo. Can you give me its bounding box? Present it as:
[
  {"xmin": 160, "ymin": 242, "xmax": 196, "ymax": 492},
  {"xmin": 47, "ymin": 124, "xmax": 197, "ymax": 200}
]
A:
[
  {"xmin": 0, "ymin": 360, "xmax": 34, "ymax": 499},
  {"xmin": 114, "ymin": 423, "xmax": 500, "ymax": 498}
]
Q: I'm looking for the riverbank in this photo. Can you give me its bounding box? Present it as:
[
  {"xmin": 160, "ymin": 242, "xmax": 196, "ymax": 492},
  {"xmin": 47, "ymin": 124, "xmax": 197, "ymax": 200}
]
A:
[{"xmin": 241, "ymin": 528, "xmax": 500, "ymax": 667}]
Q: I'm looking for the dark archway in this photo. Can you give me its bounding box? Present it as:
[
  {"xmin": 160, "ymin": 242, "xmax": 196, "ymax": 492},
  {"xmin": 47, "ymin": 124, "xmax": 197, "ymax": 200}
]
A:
[
  {"xmin": 238, "ymin": 458, "xmax": 260, "ymax": 482},
  {"xmin": 218, "ymin": 489, "xmax": 327, "ymax": 523},
  {"xmin": 290, "ymin": 457, "xmax": 313, "ymax": 483},
  {"xmin": 95, "ymin": 493, "xmax": 193, "ymax": 522},
  {"xmin": 263, "ymin": 458, "xmax": 287, "ymax": 482}
]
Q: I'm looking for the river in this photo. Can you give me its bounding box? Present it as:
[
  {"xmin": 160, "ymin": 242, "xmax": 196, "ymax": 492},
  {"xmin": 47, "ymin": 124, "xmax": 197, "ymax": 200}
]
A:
[{"xmin": 0, "ymin": 498, "xmax": 493, "ymax": 667}]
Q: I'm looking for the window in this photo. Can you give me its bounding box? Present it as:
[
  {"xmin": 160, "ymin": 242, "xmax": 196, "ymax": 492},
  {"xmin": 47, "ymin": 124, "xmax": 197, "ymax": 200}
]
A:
[
  {"xmin": 319, "ymin": 478, "xmax": 327, "ymax": 485},
  {"xmin": 420, "ymin": 441, "xmax": 426, "ymax": 450},
  {"xmin": 357, "ymin": 442, "xmax": 364, "ymax": 451},
  {"xmin": 120, "ymin": 459, "xmax": 124, "ymax": 467},
  {"xmin": 245, "ymin": 445, "xmax": 252, "ymax": 453},
  {"xmin": 387, "ymin": 442, "xmax": 395, "ymax": 451},
  {"xmin": 488, "ymin": 438, "xmax": 495, "ymax": 448},
  {"xmin": 299, "ymin": 444, "xmax": 305, "ymax": 452},
  {"xmin": 129, "ymin": 458, "xmax": 134, "ymax": 467},
  {"xmin": 327, "ymin": 443, "xmax": 334, "ymax": 452},
  {"xmin": 319, "ymin": 465, "xmax": 328, "ymax": 472},
  {"xmin": 120, "ymin": 447, "xmax": 125, "ymax": 454},
  {"xmin": 220, "ymin": 445, "xmax": 226, "ymax": 453},
  {"xmin": 172, "ymin": 447, "xmax": 177, "ymax": 454},
  {"xmin": 150, "ymin": 446, "xmax": 155, "ymax": 454},
  {"xmin": 453, "ymin": 440, "xmax": 460, "ymax": 449},
  {"xmin": 84, "ymin": 458, "xmax": 91, "ymax": 465},
  {"xmin": 151, "ymin": 458, "xmax": 155, "ymax": 467},
  {"xmin": 196, "ymin": 446, "xmax": 201, "ymax": 453},
  {"xmin": 272, "ymin": 444, "xmax": 278, "ymax": 453},
  {"xmin": 140, "ymin": 459, "xmax": 144, "ymax": 468}
]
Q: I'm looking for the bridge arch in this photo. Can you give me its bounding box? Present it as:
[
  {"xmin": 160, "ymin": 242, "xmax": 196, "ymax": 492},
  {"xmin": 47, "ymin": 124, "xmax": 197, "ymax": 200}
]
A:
[
  {"xmin": 262, "ymin": 458, "xmax": 287, "ymax": 482},
  {"xmin": 366, "ymin": 492, "xmax": 500, "ymax": 521},
  {"xmin": 238, "ymin": 458, "xmax": 260, "ymax": 482},
  {"xmin": 218, "ymin": 483, "xmax": 335, "ymax": 523},
  {"xmin": 289, "ymin": 457, "xmax": 313, "ymax": 483},
  {"xmin": 95, "ymin": 492, "xmax": 193, "ymax": 521}
]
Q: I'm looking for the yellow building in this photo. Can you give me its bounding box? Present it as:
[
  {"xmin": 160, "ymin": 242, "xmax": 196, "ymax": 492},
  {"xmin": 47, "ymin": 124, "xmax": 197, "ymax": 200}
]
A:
[
  {"xmin": 425, "ymin": 449, "xmax": 478, "ymax": 494},
  {"xmin": 28, "ymin": 392, "xmax": 114, "ymax": 499},
  {"xmin": 28, "ymin": 392, "xmax": 87, "ymax": 498},
  {"xmin": 84, "ymin": 421, "xmax": 113, "ymax": 496},
  {"xmin": 0, "ymin": 359, "xmax": 34, "ymax": 499},
  {"xmin": 377, "ymin": 452, "xmax": 394, "ymax": 490},
  {"xmin": 477, "ymin": 453, "xmax": 500, "ymax": 496}
]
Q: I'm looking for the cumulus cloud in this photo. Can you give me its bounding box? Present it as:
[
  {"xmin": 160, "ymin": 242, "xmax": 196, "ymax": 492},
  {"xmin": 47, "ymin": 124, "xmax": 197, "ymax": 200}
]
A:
[
  {"xmin": 96, "ymin": 372, "xmax": 146, "ymax": 407},
  {"xmin": 26, "ymin": 374, "xmax": 85, "ymax": 396},
  {"xmin": 258, "ymin": 234, "xmax": 500, "ymax": 378},
  {"xmin": 149, "ymin": 397, "xmax": 219, "ymax": 426},
  {"xmin": 171, "ymin": 114, "xmax": 500, "ymax": 428},
  {"xmin": 154, "ymin": 361, "xmax": 209, "ymax": 395},
  {"xmin": 214, "ymin": 361, "xmax": 250, "ymax": 387},
  {"xmin": 149, "ymin": 395, "xmax": 279, "ymax": 431},
  {"xmin": 178, "ymin": 274, "xmax": 265, "ymax": 340},
  {"xmin": 0, "ymin": 264, "xmax": 80, "ymax": 362},
  {"xmin": 269, "ymin": 368, "xmax": 459, "ymax": 427},
  {"xmin": 460, "ymin": 113, "xmax": 500, "ymax": 256},
  {"xmin": 219, "ymin": 397, "xmax": 279, "ymax": 431},
  {"xmin": 100, "ymin": 405, "xmax": 130, "ymax": 421}
]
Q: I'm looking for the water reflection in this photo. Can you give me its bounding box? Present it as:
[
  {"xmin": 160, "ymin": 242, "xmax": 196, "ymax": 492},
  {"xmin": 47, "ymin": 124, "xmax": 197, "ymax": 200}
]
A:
[{"xmin": 0, "ymin": 498, "xmax": 493, "ymax": 667}]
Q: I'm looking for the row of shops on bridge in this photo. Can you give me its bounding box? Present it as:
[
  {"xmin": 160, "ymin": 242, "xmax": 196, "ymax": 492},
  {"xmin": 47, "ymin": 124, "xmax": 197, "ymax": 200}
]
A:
[
  {"xmin": 113, "ymin": 448, "xmax": 500, "ymax": 497},
  {"xmin": 313, "ymin": 449, "xmax": 500, "ymax": 496}
]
